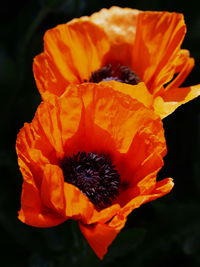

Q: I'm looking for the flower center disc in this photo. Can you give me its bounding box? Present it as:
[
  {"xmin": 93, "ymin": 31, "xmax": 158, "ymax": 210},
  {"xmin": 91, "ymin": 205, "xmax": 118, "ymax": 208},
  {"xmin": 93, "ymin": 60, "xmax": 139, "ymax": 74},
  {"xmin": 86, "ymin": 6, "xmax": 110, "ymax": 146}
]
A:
[
  {"xmin": 60, "ymin": 152, "xmax": 120, "ymax": 209},
  {"xmin": 89, "ymin": 63, "xmax": 141, "ymax": 85}
]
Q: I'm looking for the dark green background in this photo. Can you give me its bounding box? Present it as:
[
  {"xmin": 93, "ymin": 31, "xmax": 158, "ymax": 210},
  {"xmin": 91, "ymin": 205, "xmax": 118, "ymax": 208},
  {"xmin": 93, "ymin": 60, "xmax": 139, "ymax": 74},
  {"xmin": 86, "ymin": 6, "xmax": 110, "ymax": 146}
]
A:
[{"xmin": 1, "ymin": 0, "xmax": 200, "ymax": 266}]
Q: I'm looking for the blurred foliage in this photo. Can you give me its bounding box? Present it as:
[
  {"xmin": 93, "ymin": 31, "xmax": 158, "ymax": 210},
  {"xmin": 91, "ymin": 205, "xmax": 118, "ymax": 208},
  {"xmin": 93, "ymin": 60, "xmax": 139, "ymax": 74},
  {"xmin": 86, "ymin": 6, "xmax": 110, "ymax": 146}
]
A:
[{"xmin": 0, "ymin": 0, "xmax": 200, "ymax": 266}]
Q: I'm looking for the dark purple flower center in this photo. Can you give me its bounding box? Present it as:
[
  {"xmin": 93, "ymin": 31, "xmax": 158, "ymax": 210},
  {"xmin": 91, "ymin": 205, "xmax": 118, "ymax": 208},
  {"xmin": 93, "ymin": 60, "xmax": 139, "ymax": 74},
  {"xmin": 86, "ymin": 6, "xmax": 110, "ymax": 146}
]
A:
[
  {"xmin": 60, "ymin": 152, "xmax": 120, "ymax": 209},
  {"xmin": 89, "ymin": 63, "xmax": 141, "ymax": 85}
]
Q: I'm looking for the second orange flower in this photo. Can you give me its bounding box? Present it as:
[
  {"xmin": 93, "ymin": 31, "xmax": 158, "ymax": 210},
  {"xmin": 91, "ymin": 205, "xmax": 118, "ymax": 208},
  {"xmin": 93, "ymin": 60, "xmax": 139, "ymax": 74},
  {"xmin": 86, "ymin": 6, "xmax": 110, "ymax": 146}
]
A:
[{"xmin": 34, "ymin": 6, "xmax": 200, "ymax": 118}]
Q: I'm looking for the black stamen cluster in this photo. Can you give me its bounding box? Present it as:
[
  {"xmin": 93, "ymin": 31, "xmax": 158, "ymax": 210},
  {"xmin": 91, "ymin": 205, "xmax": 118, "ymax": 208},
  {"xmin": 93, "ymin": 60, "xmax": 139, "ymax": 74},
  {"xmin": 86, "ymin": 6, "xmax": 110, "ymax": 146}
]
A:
[
  {"xmin": 60, "ymin": 152, "xmax": 120, "ymax": 209},
  {"xmin": 89, "ymin": 63, "xmax": 141, "ymax": 85}
]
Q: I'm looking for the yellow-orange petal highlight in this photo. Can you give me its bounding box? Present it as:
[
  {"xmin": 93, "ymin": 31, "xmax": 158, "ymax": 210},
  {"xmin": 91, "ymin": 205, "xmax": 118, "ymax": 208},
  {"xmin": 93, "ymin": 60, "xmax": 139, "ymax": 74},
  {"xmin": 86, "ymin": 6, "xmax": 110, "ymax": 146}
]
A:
[
  {"xmin": 101, "ymin": 80, "xmax": 153, "ymax": 108},
  {"xmin": 154, "ymin": 84, "xmax": 200, "ymax": 118},
  {"xmin": 87, "ymin": 6, "xmax": 140, "ymax": 44}
]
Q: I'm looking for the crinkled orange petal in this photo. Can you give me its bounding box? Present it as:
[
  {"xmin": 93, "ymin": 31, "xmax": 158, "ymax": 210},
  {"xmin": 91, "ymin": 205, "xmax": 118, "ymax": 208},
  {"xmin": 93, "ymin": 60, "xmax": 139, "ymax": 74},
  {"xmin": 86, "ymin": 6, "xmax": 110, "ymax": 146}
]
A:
[
  {"xmin": 61, "ymin": 94, "xmax": 118, "ymax": 158},
  {"xmin": 75, "ymin": 7, "xmax": 140, "ymax": 66},
  {"xmin": 87, "ymin": 6, "xmax": 140, "ymax": 45},
  {"xmin": 87, "ymin": 204, "xmax": 121, "ymax": 224},
  {"xmin": 16, "ymin": 96, "xmax": 76, "ymax": 169},
  {"xmin": 101, "ymin": 81, "xmax": 153, "ymax": 108},
  {"xmin": 154, "ymin": 84, "xmax": 200, "ymax": 118},
  {"xmin": 174, "ymin": 49, "xmax": 191, "ymax": 73},
  {"xmin": 63, "ymin": 183, "xmax": 94, "ymax": 223},
  {"xmin": 79, "ymin": 222, "xmax": 120, "ymax": 259},
  {"xmin": 132, "ymin": 11, "xmax": 186, "ymax": 95},
  {"xmin": 117, "ymin": 153, "xmax": 166, "ymax": 206},
  {"xmin": 19, "ymin": 181, "xmax": 65, "ymax": 227},
  {"xmin": 109, "ymin": 178, "xmax": 174, "ymax": 231},
  {"xmin": 132, "ymin": 152, "xmax": 164, "ymax": 184},
  {"xmin": 73, "ymin": 83, "xmax": 160, "ymax": 154},
  {"xmin": 33, "ymin": 93, "xmax": 82, "ymax": 158},
  {"xmin": 113, "ymin": 116, "xmax": 165, "ymax": 188},
  {"xmin": 102, "ymin": 42, "xmax": 134, "ymax": 67},
  {"xmin": 122, "ymin": 177, "xmax": 174, "ymax": 218},
  {"xmin": 33, "ymin": 21, "xmax": 110, "ymax": 100},
  {"xmin": 41, "ymin": 164, "xmax": 66, "ymax": 215},
  {"xmin": 119, "ymin": 171, "xmax": 158, "ymax": 205},
  {"xmin": 16, "ymin": 149, "xmax": 42, "ymax": 187},
  {"xmin": 165, "ymin": 57, "xmax": 194, "ymax": 90},
  {"xmin": 16, "ymin": 124, "xmax": 51, "ymax": 188}
]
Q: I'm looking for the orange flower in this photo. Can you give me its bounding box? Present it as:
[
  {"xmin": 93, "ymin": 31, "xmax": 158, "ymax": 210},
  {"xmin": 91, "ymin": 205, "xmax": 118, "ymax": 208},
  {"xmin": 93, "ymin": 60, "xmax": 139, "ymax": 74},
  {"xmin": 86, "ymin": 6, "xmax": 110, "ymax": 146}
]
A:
[
  {"xmin": 33, "ymin": 6, "xmax": 200, "ymax": 118},
  {"xmin": 16, "ymin": 83, "xmax": 173, "ymax": 259}
]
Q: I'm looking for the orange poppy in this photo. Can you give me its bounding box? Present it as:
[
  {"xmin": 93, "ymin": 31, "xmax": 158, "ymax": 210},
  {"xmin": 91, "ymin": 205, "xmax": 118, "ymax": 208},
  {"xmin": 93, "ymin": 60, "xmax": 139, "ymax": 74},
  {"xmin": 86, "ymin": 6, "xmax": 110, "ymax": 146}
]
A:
[
  {"xmin": 33, "ymin": 6, "xmax": 200, "ymax": 119},
  {"xmin": 16, "ymin": 83, "xmax": 173, "ymax": 259}
]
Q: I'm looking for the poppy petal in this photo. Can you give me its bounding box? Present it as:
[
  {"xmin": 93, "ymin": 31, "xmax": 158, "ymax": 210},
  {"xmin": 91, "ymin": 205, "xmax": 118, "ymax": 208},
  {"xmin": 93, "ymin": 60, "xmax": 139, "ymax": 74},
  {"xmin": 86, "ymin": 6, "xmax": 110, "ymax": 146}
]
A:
[
  {"xmin": 33, "ymin": 21, "xmax": 110, "ymax": 100},
  {"xmin": 101, "ymin": 80, "xmax": 153, "ymax": 108},
  {"xmin": 154, "ymin": 84, "xmax": 200, "ymax": 118},
  {"xmin": 114, "ymin": 118, "xmax": 166, "ymax": 187},
  {"xmin": 121, "ymin": 177, "xmax": 174, "ymax": 217},
  {"xmin": 77, "ymin": 83, "xmax": 160, "ymax": 153},
  {"xmin": 63, "ymin": 183, "xmax": 94, "ymax": 222},
  {"xmin": 41, "ymin": 164, "xmax": 66, "ymax": 214},
  {"xmin": 79, "ymin": 222, "xmax": 119, "ymax": 259},
  {"xmin": 19, "ymin": 181, "xmax": 65, "ymax": 227},
  {"xmin": 174, "ymin": 49, "xmax": 192, "ymax": 73},
  {"xmin": 16, "ymin": 124, "xmax": 51, "ymax": 187},
  {"xmin": 34, "ymin": 93, "xmax": 82, "ymax": 158},
  {"xmin": 132, "ymin": 11, "xmax": 186, "ymax": 94},
  {"xmin": 88, "ymin": 6, "xmax": 140, "ymax": 44},
  {"xmin": 109, "ymin": 178, "xmax": 174, "ymax": 231},
  {"xmin": 64, "ymin": 176, "xmax": 119, "ymax": 225},
  {"xmin": 128, "ymin": 170, "xmax": 157, "ymax": 195},
  {"xmin": 166, "ymin": 57, "xmax": 194, "ymax": 90},
  {"xmin": 117, "ymin": 155, "xmax": 164, "ymax": 206},
  {"xmin": 87, "ymin": 204, "xmax": 121, "ymax": 224},
  {"xmin": 62, "ymin": 83, "xmax": 149, "ymax": 154}
]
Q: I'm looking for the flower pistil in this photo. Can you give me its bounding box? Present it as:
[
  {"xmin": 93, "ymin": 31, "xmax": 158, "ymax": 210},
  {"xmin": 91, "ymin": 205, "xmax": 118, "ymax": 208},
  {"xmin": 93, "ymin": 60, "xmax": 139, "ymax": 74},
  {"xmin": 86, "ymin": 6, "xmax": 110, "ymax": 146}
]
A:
[
  {"xmin": 60, "ymin": 152, "xmax": 120, "ymax": 209},
  {"xmin": 89, "ymin": 63, "xmax": 141, "ymax": 85}
]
